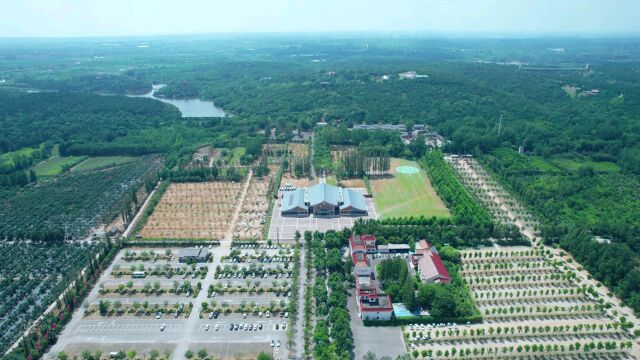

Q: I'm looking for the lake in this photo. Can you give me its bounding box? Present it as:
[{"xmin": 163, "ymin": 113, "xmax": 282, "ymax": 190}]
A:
[{"xmin": 133, "ymin": 84, "xmax": 225, "ymax": 118}]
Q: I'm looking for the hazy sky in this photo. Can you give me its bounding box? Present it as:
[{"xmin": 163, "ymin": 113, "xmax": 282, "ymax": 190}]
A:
[{"xmin": 1, "ymin": 0, "xmax": 639, "ymax": 37}]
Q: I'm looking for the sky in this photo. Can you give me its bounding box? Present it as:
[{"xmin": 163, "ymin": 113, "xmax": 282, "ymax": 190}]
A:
[{"xmin": 0, "ymin": 0, "xmax": 639, "ymax": 38}]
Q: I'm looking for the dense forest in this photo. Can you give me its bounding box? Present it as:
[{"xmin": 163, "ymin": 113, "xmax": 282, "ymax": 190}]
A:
[{"xmin": 482, "ymin": 148, "xmax": 640, "ymax": 314}]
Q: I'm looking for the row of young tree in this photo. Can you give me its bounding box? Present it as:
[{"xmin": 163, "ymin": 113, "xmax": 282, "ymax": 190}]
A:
[
  {"xmin": 289, "ymin": 155, "xmax": 311, "ymax": 178},
  {"xmin": 308, "ymin": 231, "xmax": 354, "ymax": 360},
  {"xmin": 164, "ymin": 165, "xmax": 244, "ymax": 183},
  {"xmin": 420, "ymin": 150, "xmax": 493, "ymax": 229},
  {"xmin": 336, "ymin": 147, "xmax": 391, "ymax": 179}
]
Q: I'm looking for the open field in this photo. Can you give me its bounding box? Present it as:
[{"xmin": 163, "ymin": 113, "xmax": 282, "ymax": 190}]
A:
[
  {"xmin": 551, "ymin": 158, "xmax": 621, "ymax": 172},
  {"xmin": 140, "ymin": 182, "xmax": 243, "ymax": 240},
  {"xmin": 339, "ymin": 178, "xmax": 366, "ymax": 189},
  {"xmin": 71, "ymin": 156, "xmax": 137, "ymax": 172},
  {"xmin": 228, "ymin": 147, "xmax": 246, "ymax": 164},
  {"xmin": 372, "ymin": 158, "xmax": 450, "ymax": 219},
  {"xmin": 34, "ymin": 155, "xmax": 87, "ymax": 176},
  {"xmin": 280, "ymin": 172, "xmax": 310, "ymax": 188},
  {"xmin": 233, "ymin": 165, "xmax": 277, "ymax": 240}
]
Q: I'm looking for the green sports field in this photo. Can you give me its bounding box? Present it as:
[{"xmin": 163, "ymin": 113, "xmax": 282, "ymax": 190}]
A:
[{"xmin": 372, "ymin": 158, "xmax": 450, "ymax": 219}]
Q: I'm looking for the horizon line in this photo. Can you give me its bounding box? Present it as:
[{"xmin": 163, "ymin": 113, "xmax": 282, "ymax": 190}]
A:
[{"xmin": 1, "ymin": 29, "xmax": 640, "ymax": 41}]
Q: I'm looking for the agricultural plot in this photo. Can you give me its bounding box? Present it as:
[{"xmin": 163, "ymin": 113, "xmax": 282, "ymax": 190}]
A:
[
  {"xmin": 283, "ymin": 143, "xmax": 311, "ymax": 184},
  {"xmin": 447, "ymin": 156, "xmax": 539, "ymax": 234},
  {"xmin": 288, "ymin": 143, "xmax": 308, "ymax": 158},
  {"xmin": 404, "ymin": 248, "xmax": 638, "ymax": 359},
  {"xmin": 0, "ymin": 156, "xmax": 161, "ymax": 240},
  {"xmin": 372, "ymin": 158, "xmax": 450, "ymax": 219},
  {"xmin": 262, "ymin": 143, "xmax": 287, "ymax": 160},
  {"xmin": 190, "ymin": 146, "xmax": 221, "ymax": 168},
  {"xmin": 0, "ymin": 242, "xmax": 95, "ymax": 354},
  {"xmin": 140, "ymin": 181, "xmax": 243, "ymax": 240},
  {"xmin": 233, "ymin": 166, "xmax": 277, "ymax": 240},
  {"xmin": 34, "ymin": 155, "xmax": 87, "ymax": 176},
  {"xmin": 70, "ymin": 156, "xmax": 137, "ymax": 172}
]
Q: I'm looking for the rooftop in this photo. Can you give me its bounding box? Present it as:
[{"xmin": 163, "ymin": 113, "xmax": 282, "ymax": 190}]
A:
[
  {"xmin": 418, "ymin": 252, "xmax": 450, "ymax": 283},
  {"xmin": 308, "ymin": 183, "xmax": 341, "ymax": 207},
  {"xmin": 281, "ymin": 188, "xmax": 307, "ymax": 212},
  {"xmin": 352, "ymin": 252, "xmax": 369, "ymax": 267},
  {"xmin": 340, "ymin": 188, "xmax": 367, "ymax": 211},
  {"xmin": 360, "ymin": 294, "xmax": 393, "ymax": 311},
  {"xmin": 178, "ymin": 248, "xmax": 206, "ymax": 258}
]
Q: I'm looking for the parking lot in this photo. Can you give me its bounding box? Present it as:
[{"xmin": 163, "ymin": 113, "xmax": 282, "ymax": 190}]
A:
[
  {"xmin": 47, "ymin": 244, "xmax": 291, "ymax": 360},
  {"xmin": 348, "ymin": 290, "xmax": 406, "ymax": 359},
  {"xmin": 267, "ymin": 190, "xmax": 378, "ymax": 240}
]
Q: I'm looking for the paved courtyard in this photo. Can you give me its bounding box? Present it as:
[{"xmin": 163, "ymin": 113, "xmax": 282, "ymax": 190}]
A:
[
  {"xmin": 348, "ymin": 290, "xmax": 406, "ymax": 360},
  {"xmin": 268, "ymin": 189, "xmax": 378, "ymax": 241}
]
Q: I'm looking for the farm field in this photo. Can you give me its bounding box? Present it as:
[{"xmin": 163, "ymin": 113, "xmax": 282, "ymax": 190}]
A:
[
  {"xmin": 0, "ymin": 156, "xmax": 161, "ymax": 240},
  {"xmin": 372, "ymin": 158, "xmax": 450, "ymax": 219},
  {"xmin": 288, "ymin": 143, "xmax": 307, "ymax": 158},
  {"xmin": 233, "ymin": 165, "xmax": 277, "ymax": 240},
  {"xmin": 71, "ymin": 156, "xmax": 137, "ymax": 172},
  {"xmin": 0, "ymin": 242, "xmax": 96, "ymax": 354},
  {"xmin": 34, "ymin": 155, "xmax": 87, "ymax": 177},
  {"xmin": 140, "ymin": 181, "xmax": 244, "ymax": 240},
  {"xmin": 404, "ymin": 248, "xmax": 638, "ymax": 359}
]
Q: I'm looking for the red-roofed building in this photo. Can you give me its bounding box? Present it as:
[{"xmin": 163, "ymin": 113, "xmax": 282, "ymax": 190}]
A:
[
  {"xmin": 349, "ymin": 235, "xmax": 394, "ymax": 321},
  {"xmin": 355, "ymin": 276, "xmax": 394, "ymax": 320},
  {"xmin": 413, "ymin": 239, "xmax": 451, "ymax": 284},
  {"xmin": 352, "ymin": 252, "xmax": 371, "ymax": 276},
  {"xmin": 359, "ymin": 293, "xmax": 394, "ymax": 321},
  {"xmin": 349, "ymin": 234, "xmax": 377, "ymax": 254}
]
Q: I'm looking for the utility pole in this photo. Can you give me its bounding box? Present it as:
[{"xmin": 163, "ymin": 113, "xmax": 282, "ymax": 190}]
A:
[{"xmin": 498, "ymin": 114, "xmax": 503, "ymax": 137}]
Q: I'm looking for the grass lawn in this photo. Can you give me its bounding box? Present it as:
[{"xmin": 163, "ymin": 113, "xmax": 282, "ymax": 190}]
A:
[
  {"xmin": 372, "ymin": 158, "xmax": 450, "ymax": 219},
  {"xmin": 34, "ymin": 156, "xmax": 87, "ymax": 177},
  {"xmin": 551, "ymin": 158, "xmax": 620, "ymax": 172},
  {"xmin": 325, "ymin": 175, "xmax": 339, "ymax": 186},
  {"xmin": 0, "ymin": 145, "xmax": 43, "ymax": 166},
  {"xmin": 229, "ymin": 147, "xmax": 246, "ymax": 164},
  {"xmin": 71, "ymin": 156, "xmax": 137, "ymax": 172}
]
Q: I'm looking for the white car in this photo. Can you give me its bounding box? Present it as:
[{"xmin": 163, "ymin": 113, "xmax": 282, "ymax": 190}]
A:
[
  {"xmin": 160, "ymin": 324, "xmax": 166, "ymax": 331},
  {"xmin": 205, "ymin": 324, "xmax": 210, "ymax": 331},
  {"xmin": 214, "ymin": 324, "xmax": 220, "ymax": 331}
]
